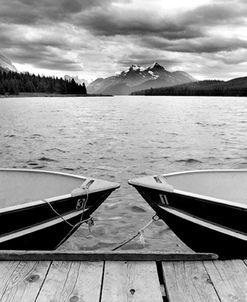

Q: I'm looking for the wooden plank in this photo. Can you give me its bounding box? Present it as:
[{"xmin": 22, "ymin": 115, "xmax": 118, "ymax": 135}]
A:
[
  {"xmin": 0, "ymin": 250, "xmax": 218, "ymax": 261},
  {"xmin": 162, "ymin": 261, "xmax": 220, "ymax": 302},
  {"xmin": 0, "ymin": 260, "xmax": 51, "ymax": 302},
  {"xmin": 204, "ymin": 260, "xmax": 247, "ymax": 302},
  {"xmin": 0, "ymin": 261, "xmax": 21, "ymax": 300},
  {"xmin": 36, "ymin": 261, "xmax": 103, "ymax": 302},
  {"xmin": 101, "ymin": 261, "xmax": 163, "ymax": 302}
]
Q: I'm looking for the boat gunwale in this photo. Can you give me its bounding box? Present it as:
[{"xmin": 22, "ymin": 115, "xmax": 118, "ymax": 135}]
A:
[
  {"xmin": 128, "ymin": 169, "xmax": 247, "ymax": 211},
  {"xmin": 0, "ymin": 168, "xmax": 120, "ymax": 213},
  {"xmin": 159, "ymin": 205, "xmax": 247, "ymax": 241}
]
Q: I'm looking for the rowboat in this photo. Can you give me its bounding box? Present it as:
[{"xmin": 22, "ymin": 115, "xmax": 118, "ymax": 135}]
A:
[
  {"xmin": 129, "ymin": 170, "xmax": 247, "ymax": 259},
  {"xmin": 0, "ymin": 169, "xmax": 120, "ymax": 250}
]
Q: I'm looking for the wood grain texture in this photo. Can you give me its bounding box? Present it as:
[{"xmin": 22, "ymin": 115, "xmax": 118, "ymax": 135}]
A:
[
  {"xmin": 0, "ymin": 250, "xmax": 218, "ymax": 261},
  {"xmin": 0, "ymin": 261, "xmax": 51, "ymax": 302},
  {"xmin": 36, "ymin": 261, "xmax": 103, "ymax": 302},
  {"xmin": 162, "ymin": 261, "xmax": 220, "ymax": 302},
  {"xmin": 101, "ymin": 261, "xmax": 163, "ymax": 302},
  {"xmin": 204, "ymin": 260, "xmax": 247, "ymax": 302},
  {"xmin": 0, "ymin": 258, "xmax": 245, "ymax": 302}
]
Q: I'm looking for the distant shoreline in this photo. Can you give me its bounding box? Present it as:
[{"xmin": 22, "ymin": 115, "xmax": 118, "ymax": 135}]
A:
[
  {"xmin": 0, "ymin": 92, "xmax": 113, "ymax": 98},
  {"xmin": 1, "ymin": 92, "xmax": 246, "ymax": 98}
]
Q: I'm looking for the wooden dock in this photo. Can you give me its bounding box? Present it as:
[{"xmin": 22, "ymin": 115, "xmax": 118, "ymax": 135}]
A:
[{"xmin": 0, "ymin": 251, "xmax": 246, "ymax": 301}]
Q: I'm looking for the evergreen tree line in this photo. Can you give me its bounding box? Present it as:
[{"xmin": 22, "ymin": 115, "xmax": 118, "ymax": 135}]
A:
[
  {"xmin": 132, "ymin": 79, "xmax": 247, "ymax": 96},
  {"xmin": 0, "ymin": 70, "xmax": 87, "ymax": 95}
]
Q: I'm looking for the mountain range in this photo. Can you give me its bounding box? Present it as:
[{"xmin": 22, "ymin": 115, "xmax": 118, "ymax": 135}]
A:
[
  {"xmin": 87, "ymin": 63, "xmax": 195, "ymax": 95},
  {"xmin": 2, "ymin": 53, "xmax": 246, "ymax": 97},
  {"xmin": 0, "ymin": 53, "xmax": 17, "ymax": 72}
]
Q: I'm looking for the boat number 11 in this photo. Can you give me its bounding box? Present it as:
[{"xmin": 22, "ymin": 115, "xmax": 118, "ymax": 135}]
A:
[{"xmin": 159, "ymin": 194, "xmax": 169, "ymax": 205}]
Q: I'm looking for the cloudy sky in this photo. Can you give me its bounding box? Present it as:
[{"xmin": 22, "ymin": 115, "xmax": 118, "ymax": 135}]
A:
[{"xmin": 1, "ymin": 0, "xmax": 247, "ymax": 81}]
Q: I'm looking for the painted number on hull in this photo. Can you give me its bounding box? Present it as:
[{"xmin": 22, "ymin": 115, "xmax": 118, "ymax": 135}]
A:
[
  {"xmin": 76, "ymin": 197, "xmax": 87, "ymax": 210},
  {"xmin": 159, "ymin": 194, "xmax": 169, "ymax": 205}
]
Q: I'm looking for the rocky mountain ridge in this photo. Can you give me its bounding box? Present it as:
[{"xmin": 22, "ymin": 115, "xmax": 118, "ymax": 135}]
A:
[
  {"xmin": 0, "ymin": 53, "xmax": 17, "ymax": 72},
  {"xmin": 88, "ymin": 63, "xmax": 195, "ymax": 95}
]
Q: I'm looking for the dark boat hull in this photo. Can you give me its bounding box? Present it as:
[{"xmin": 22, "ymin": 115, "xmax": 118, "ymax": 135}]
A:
[
  {"xmin": 155, "ymin": 205, "xmax": 247, "ymax": 259},
  {"xmin": 0, "ymin": 212, "xmax": 87, "ymax": 250},
  {"xmin": 131, "ymin": 184, "xmax": 247, "ymax": 259},
  {"xmin": 0, "ymin": 189, "xmax": 115, "ymax": 250}
]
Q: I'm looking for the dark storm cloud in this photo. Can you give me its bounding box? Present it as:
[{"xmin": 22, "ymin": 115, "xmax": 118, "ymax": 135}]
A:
[
  {"xmin": 0, "ymin": 0, "xmax": 112, "ymax": 24},
  {"xmin": 76, "ymin": 1, "xmax": 247, "ymax": 38},
  {"xmin": 5, "ymin": 43, "xmax": 83, "ymax": 71},
  {"xmin": 168, "ymin": 38, "xmax": 247, "ymax": 53},
  {"xmin": 181, "ymin": 2, "xmax": 247, "ymax": 27},
  {"xmin": 0, "ymin": 22, "xmax": 83, "ymax": 71},
  {"xmin": 0, "ymin": 0, "xmax": 247, "ymax": 78},
  {"xmin": 76, "ymin": 8, "xmax": 203, "ymax": 39},
  {"xmin": 0, "ymin": 0, "xmax": 121, "ymax": 72},
  {"xmin": 140, "ymin": 35, "xmax": 247, "ymax": 54},
  {"xmin": 73, "ymin": 0, "xmax": 247, "ymax": 59},
  {"xmin": 1, "ymin": 0, "xmax": 246, "ymax": 48}
]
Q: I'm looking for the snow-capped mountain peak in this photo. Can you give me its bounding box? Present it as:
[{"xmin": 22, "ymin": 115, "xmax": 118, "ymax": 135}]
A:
[
  {"xmin": 149, "ymin": 62, "xmax": 165, "ymax": 72},
  {"xmin": 125, "ymin": 64, "xmax": 145, "ymax": 73},
  {"xmin": 129, "ymin": 64, "xmax": 140, "ymax": 71},
  {"xmin": 88, "ymin": 62, "xmax": 195, "ymax": 95}
]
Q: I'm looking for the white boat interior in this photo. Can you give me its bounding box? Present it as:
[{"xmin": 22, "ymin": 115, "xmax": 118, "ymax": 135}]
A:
[
  {"xmin": 0, "ymin": 169, "xmax": 118, "ymax": 209},
  {"xmin": 130, "ymin": 170, "xmax": 247, "ymax": 205}
]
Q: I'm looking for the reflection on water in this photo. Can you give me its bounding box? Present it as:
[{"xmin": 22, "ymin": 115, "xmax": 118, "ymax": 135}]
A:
[{"xmin": 0, "ymin": 95, "xmax": 247, "ymax": 251}]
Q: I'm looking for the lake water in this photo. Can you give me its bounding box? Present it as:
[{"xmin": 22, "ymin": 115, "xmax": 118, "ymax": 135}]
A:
[{"xmin": 0, "ymin": 95, "xmax": 247, "ymax": 252}]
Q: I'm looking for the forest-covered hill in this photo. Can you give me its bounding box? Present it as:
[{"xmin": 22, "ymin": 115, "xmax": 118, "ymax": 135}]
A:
[
  {"xmin": 132, "ymin": 78, "xmax": 247, "ymax": 96},
  {"xmin": 0, "ymin": 70, "xmax": 87, "ymax": 95}
]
